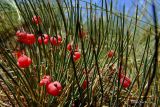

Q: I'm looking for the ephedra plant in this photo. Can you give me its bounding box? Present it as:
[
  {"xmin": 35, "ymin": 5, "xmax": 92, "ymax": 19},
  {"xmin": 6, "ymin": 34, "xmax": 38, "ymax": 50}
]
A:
[{"xmin": 0, "ymin": 0, "xmax": 159, "ymax": 106}]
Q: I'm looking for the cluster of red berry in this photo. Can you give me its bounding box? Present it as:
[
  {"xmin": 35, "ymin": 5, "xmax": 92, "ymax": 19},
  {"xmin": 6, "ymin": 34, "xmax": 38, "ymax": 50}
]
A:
[
  {"xmin": 14, "ymin": 15, "xmax": 83, "ymax": 96},
  {"xmin": 119, "ymin": 73, "xmax": 131, "ymax": 88},
  {"xmin": 39, "ymin": 75, "xmax": 62, "ymax": 96},
  {"xmin": 38, "ymin": 34, "xmax": 63, "ymax": 46},
  {"xmin": 15, "ymin": 15, "xmax": 131, "ymax": 100},
  {"xmin": 107, "ymin": 51, "xmax": 131, "ymax": 88},
  {"xmin": 32, "ymin": 16, "xmax": 42, "ymax": 25},
  {"xmin": 117, "ymin": 66, "xmax": 131, "ymax": 88},
  {"xmin": 16, "ymin": 31, "xmax": 36, "ymax": 45},
  {"xmin": 16, "ymin": 31, "xmax": 63, "ymax": 46},
  {"xmin": 15, "ymin": 30, "xmax": 34, "ymax": 68},
  {"xmin": 14, "ymin": 16, "xmax": 63, "ymax": 96},
  {"xmin": 67, "ymin": 43, "xmax": 81, "ymax": 62},
  {"xmin": 38, "ymin": 34, "xmax": 49, "ymax": 44}
]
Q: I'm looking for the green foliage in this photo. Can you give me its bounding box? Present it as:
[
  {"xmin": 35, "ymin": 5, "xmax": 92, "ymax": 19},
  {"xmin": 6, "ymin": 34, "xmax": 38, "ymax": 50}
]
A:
[{"xmin": 0, "ymin": 0, "xmax": 159, "ymax": 107}]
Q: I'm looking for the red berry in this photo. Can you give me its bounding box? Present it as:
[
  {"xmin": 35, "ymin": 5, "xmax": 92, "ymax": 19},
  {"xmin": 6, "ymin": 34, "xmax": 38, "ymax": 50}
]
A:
[
  {"xmin": 67, "ymin": 43, "xmax": 79, "ymax": 51},
  {"xmin": 16, "ymin": 31, "xmax": 27, "ymax": 43},
  {"xmin": 120, "ymin": 75, "xmax": 131, "ymax": 88},
  {"xmin": 17, "ymin": 55, "xmax": 32, "ymax": 68},
  {"xmin": 38, "ymin": 37, "xmax": 42, "ymax": 44},
  {"xmin": 52, "ymin": 81, "xmax": 62, "ymax": 91},
  {"xmin": 67, "ymin": 43, "xmax": 72, "ymax": 51},
  {"xmin": 107, "ymin": 50, "xmax": 115, "ymax": 58},
  {"xmin": 32, "ymin": 16, "xmax": 42, "ymax": 25},
  {"xmin": 47, "ymin": 83, "xmax": 59, "ymax": 96},
  {"xmin": 82, "ymin": 80, "xmax": 87, "ymax": 90},
  {"xmin": 38, "ymin": 34, "xmax": 49, "ymax": 45},
  {"xmin": 50, "ymin": 35, "xmax": 62, "ymax": 46},
  {"xmin": 46, "ymin": 81, "xmax": 62, "ymax": 96},
  {"xmin": 16, "ymin": 31, "xmax": 35, "ymax": 45},
  {"xmin": 43, "ymin": 39, "xmax": 48, "ymax": 44},
  {"xmin": 116, "ymin": 66, "xmax": 131, "ymax": 88},
  {"xmin": 44, "ymin": 34, "xmax": 49, "ymax": 39},
  {"xmin": 39, "ymin": 75, "xmax": 52, "ymax": 86},
  {"xmin": 73, "ymin": 51, "xmax": 81, "ymax": 61},
  {"xmin": 25, "ymin": 33, "xmax": 36, "ymax": 45}
]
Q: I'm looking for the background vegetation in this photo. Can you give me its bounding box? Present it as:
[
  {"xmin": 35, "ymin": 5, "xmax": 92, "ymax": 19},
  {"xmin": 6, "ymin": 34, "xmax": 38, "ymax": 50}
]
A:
[{"xmin": 0, "ymin": 0, "xmax": 159, "ymax": 106}]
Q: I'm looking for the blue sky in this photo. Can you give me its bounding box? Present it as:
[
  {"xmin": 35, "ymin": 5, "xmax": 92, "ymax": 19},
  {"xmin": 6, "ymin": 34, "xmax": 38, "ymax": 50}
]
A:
[{"xmin": 78, "ymin": 0, "xmax": 160, "ymax": 23}]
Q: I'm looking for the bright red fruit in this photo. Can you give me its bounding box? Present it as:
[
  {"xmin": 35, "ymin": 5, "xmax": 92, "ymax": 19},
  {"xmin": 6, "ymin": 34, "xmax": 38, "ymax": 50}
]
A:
[
  {"xmin": 32, "ymin": 16, "xmax": 42, "ymax": 25},
  {"xmin": 16, "ymin": 31, "xmax": 27, "ymax": 43},
  {"xmin": 38, "ymin": 34, "xmax": 49, "ymax": 45},
  {"xmin": 107, "ymin": 50, "xmax": 115, "ymax": 58},
  {"xmin": 16, "ymin": 31, "xmax": 35, "ymax": 45},
  {"xmin": 120, "ymin": 75, "xmax": 131, "ymax": 88},
  {"xmin": 17, "ymin": 55, "xmax": 32, "ymax": 68},
  {"xmin": 82, "ymin": 80, "xmax": 87, "ymax": 90},
  {"xmin": 73, "ymin": 51, "xmax": 81, "ymax": 61},
  {"xmin": 39, "ymin": 75, "xmax": 52, "ymax": 86},
  {"xmin": 52, "ymin": 81, "xmax": 62, "ymax": 91},
  {"xmin": 46, "ymin": 81, "xmax": 62, "ymax": 96},
  {"xmin": 67, "ymin": 43, "xmax": 72, "ymax": 51},
  {"xmin": 25, "ymin": 33, "xmax": 36, "ymax": 45},
  {"xmin": 117, "ymin": 66, "xmax": 131, "ymax": 88},
  {"xmin": 67, "ymin": 43, "xmax": 78, "ymax": 51},
  {"xmin": 50, "ymin": 35, "xmax": 62, "ymax": 46}
]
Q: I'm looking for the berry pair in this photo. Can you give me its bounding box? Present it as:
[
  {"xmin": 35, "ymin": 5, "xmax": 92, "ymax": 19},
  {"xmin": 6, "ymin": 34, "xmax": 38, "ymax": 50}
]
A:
[
  {"xmin": 16, "ymin": 31, "xmax": 36, "ymax": 45},
  {"xmin": 38, "ymin": 34, "xmax": 62, "ymax": 46},
  {"xmin": 67, "ymin": 43, "xmax": 81, "ymax": 62},
  {"xmin": 39, "ymin": 75, "xmax": 62, "ymax": 96}
]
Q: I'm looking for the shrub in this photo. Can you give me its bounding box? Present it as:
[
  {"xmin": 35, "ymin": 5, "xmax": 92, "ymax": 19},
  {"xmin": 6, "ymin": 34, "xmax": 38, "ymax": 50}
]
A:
[{"xmin": 0, "ymin": 0, "xmax": 159, "ymax": 106}]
